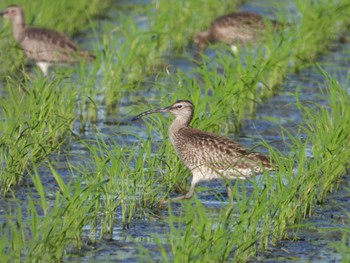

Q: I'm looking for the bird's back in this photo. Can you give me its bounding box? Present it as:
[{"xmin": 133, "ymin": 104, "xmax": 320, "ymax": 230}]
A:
[
  {"xmin": 170, "ymin": 126, "xmax": 274, "ymax": 179},
  {"xmin": 210, "ymin": 12, "xmax": 276, "ymax": 44},
  {"xmin": 18, "ymin": 27, "xmax": 93, "ymax": 63}
]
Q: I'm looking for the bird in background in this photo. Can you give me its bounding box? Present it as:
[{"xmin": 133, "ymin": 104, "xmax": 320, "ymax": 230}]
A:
[
  {"xmin": 0, "ymin": 5, "xmax": 95, "ymax": 76},
  {"xmin": 132, "ymin": 100, "xmax": 277, "ymax": 203},
  {"xmin": 194, "ymin": 12, "xmax": 282, "ymax": 58}
]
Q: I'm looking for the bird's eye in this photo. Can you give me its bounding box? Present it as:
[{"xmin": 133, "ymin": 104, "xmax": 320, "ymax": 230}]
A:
[{"xmin": 176, "ymin": 105, "xmax": 183, "ymax": 109}]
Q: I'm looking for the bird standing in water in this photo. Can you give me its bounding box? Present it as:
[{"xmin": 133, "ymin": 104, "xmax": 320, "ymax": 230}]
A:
[
  {"xmin": 194, "ymin": 12, "xmax": 281, "ymax": 58},
  {"xmin": 132, "ymin": 100, "xmax": 276, "ymax": 203},
  {"xmin": 0, "ymin": 5, "xmax": 95, "ymax": 75}
]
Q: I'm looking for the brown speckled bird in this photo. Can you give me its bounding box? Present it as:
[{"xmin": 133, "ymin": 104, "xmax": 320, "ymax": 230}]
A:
[
  {"xmin": 194, "ymin": 12, "xmax": 280, "ymax": 58},
  {"xmin": 132, "ymin": 100, "xmax": 276, "ymax": 203},
  {"xmin": 0, "ymin": 5, "xmax": 95, "ymax": 75}
]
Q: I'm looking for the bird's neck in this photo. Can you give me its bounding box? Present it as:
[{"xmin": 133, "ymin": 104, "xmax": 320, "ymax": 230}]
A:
[
  {"xmin": 12, "ymin": 15, "xmax": 26, "ymax": 41},
  {"xmin": 169, "ymin": 115, "xmax": 191, "ymax": 139}
]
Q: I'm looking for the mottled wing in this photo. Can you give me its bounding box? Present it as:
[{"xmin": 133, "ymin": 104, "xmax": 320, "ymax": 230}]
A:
[
  {"xmin": 177, "ymin": 128, "xmax": 274, "ymax": 177},
  {"xmin": 211, "ymin": 13, "xmax": 268, "ymax": 44},
  {"xmin": 18, "ymin": 27, "xmax": 81, "ymax": 62}
]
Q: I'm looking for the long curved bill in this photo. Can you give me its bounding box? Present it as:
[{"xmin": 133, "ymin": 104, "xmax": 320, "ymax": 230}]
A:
[{"xmin": 132, "ymin": 106, "xmax": 170, "ymax": 121}]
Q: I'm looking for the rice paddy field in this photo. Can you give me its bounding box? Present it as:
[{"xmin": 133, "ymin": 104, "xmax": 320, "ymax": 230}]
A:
[{"xmin": 1, "ymin": 0, "xmax": 350, "ymax": 262}]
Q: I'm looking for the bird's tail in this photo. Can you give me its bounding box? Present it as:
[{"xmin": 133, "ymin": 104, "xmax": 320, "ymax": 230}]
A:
[{"xmin": 79, "ymin": 51, "xmax": 96, "ymax": 62}]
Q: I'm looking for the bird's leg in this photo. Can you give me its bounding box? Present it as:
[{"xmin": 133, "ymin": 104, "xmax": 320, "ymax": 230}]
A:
[
  {"xmin": 163, "ymin": 185, "xmax": 195, "ymax": 203},
  {"xmin": 37, "ymin": 62, "xmax": 50, "ymax": 76},
  {"xmin": 230, "ymin": 45, "xmax": 239, "ymax": 56},
  {"xmin": 226, "ymin": 184, "xmax": 234, "ymax": 208},
  {"xmin": 226, "ymin": 184, "xmax": 232, "ymax": 198},
  {"xmin": 162, "ymin": 177, "xmax": 199, "ymax": 203}
]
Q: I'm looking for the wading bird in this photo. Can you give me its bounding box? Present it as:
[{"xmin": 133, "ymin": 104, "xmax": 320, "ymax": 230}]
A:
[
  {"xmin": 132, "ymin": 100, "xmax": 276, "ymax": 203},
  {"xmin": 0, "ymin": 5, "xmax": 95, "ymax": 75},
  {"xmin": 194, "ymin": 12, "xmax": 281, "ymax": 58}
]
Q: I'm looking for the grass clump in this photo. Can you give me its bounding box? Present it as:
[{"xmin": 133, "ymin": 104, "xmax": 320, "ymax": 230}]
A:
[
  {"xmin": 0, "ymin": 132, "xmax": 170, "ymax": 261},
  {"xmin": 292, "ymin": 0, "xmax": 350, "ymax": 66},
  {"xmin": 141, "ymin": 199, "xmax": 238, "ymax": 262},
  {"xmin": 0, "ymin": 77, "xmax": 76, "ymax": 194},
  {"xmin": 329, "ymin": 210, "xmax": 350, "ymax": 262},
  {"xmin": 74, "ymin": 134, "xmax": 164, "ymax": 226},
  {"xmin": 0, "ymin": 168, "xmax": 103, "ymax": 262}
]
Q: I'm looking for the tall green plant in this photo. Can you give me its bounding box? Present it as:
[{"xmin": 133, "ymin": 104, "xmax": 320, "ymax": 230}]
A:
[{"xmin": 0, "ymin": 77, "xmax": 76, "ymax": 193}]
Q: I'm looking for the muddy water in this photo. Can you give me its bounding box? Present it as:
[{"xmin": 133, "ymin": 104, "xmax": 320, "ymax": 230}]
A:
[{"xmin": 1, "ymin": 0, "xmax": 350, "ymax": 262}]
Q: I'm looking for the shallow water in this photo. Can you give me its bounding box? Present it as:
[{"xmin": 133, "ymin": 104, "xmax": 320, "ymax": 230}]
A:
[{"xmin": 1, "ymin": 0, "xmax": 350, "ymax": 262}]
